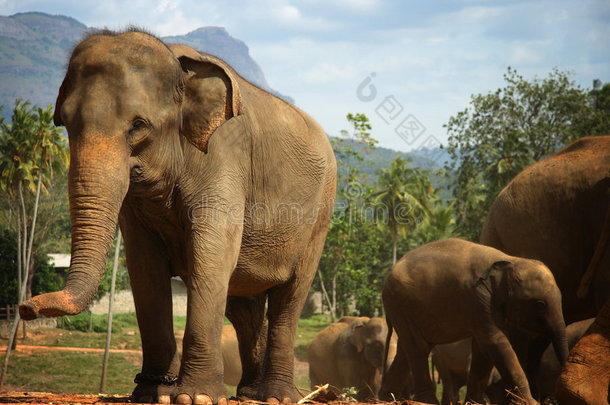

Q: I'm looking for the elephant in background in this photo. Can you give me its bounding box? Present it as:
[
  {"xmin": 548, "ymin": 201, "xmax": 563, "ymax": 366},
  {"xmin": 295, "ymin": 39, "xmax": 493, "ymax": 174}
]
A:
[
  {"xmin": 19, "ymin": 29, "xmax": 336, "ymax": 405},
  {"xmin": 379, "ymin": 238, "xmax": 568, "ymax": 405},
  {"xmin": 308, "ymin": 316, "xmax": 397, "ymax": 401},
  {"xmin": 221, "ymin": 325, "xmax": 241, "ymax": 387},
  {"xmin": 480, "ymin": 135, "xmax": 610, "ymax": 401}
]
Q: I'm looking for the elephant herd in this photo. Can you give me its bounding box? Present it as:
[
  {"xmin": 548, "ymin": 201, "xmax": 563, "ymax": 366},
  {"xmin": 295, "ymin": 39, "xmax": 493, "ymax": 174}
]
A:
[
  {"xmin": 16, "ymin": 29, "xmax": 609, "ymax": 405},
  {"xmin": 306, "ymin": 135, "xmax": 610, "ymax": 405}
]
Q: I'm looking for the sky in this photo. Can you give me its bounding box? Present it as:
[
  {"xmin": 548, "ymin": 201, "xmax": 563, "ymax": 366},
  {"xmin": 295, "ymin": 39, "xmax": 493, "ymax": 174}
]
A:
[{"xmin": 1, "ymin": 0, "xmax": 608, "ymax": 153}]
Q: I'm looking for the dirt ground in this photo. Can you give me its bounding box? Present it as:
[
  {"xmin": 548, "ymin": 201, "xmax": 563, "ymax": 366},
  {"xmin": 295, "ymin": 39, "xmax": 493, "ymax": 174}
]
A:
[{"xmin": 0, "ymin": 392, "xmax": 428, "ymax": 405}]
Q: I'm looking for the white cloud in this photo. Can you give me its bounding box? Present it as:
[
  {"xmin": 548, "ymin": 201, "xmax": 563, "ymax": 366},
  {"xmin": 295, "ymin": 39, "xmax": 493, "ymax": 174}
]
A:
[
  {"xmin": 0, "ymin": 0, "xmax": 608, "ymax": 151},
  {"xmin": 508, "ymin": 44, "xmax": 545, "ymax": 66}
]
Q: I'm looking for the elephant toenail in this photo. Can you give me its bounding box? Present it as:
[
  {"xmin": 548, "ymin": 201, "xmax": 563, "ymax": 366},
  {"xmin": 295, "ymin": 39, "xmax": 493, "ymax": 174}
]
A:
[
  {"xmin": 193, "ymin": 394, "xmax": 212, "ymax": 405},
  {"xmin": 266, "ymin": 397, "xmax": 280, "ymax": 404},
  {"xmin": 176, "ymin": 393, "xmax": 193, "ymax": 404},
  {"xmin": 217, "ymin": 397, "xmax": 228, "ymax": 405},
  {"xmin": 158, "ymin": 394, "xmax": 171, "ymax": 404}
]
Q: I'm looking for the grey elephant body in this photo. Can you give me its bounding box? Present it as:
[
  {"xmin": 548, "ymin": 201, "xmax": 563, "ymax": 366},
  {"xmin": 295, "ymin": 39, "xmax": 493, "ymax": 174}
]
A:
[
  {"xmin": 380, "ymin": 238, "xmax": 568, "ymax": 405},
  {"xmin": 19, "ymin": 30, "xmax": 336, "ymax": 404},
  {"xmin": 307, "ymin": 316, "xmax": 396, "ymax": 401}
]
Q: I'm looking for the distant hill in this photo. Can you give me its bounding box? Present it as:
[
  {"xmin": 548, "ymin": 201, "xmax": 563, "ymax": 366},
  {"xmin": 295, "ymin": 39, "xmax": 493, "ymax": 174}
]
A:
[
  {"xmin": 0, "ymin": 12, "xmax": 86, "ymax": 111},
  {"xmin": 0, "ymin": 12, "xmax": 291, "ymax": 113},
  {"xmin": 0, "ymin": 11, "xmax": 446, "ymax": 177}
]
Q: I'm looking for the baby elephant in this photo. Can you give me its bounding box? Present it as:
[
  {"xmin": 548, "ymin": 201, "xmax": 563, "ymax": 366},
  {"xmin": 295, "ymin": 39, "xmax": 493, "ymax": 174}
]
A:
[
  {"xmin": 380, "ymin": 238, "xmax": 568, "ymax": 405},
  {"xmin": 308, "ymin": 316, "xmax": 395, "ymax": 400}
]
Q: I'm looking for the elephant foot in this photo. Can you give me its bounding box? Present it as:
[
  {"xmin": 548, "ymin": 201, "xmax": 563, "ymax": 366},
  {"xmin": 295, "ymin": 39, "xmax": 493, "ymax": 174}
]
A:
[
  {"xmin": 132, "ymin": 372, "xmax": 177, "ymax": 403},
  {"xmin": 236, "ymin": 382, "xmax": 260, "ymax": 401},
  {"xmin": 258, "ymin": 380, "xmax": 301, "ymax": 404},
  {"xmin": 132, "ymin": 374, "xmax": 228, "ymax": 404},
  {"xmin": 169, "ymin": 381, "xmax": 227, "ymax": 405}
]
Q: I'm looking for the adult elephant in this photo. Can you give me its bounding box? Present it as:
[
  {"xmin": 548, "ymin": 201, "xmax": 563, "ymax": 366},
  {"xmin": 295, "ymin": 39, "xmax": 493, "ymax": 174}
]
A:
[
  {"xmin": 379, "ymin": 238, "xmax": 568, "ymax": 405},
  {"xmin": 307, "ymin": 316, "xmax": 396, "ymax": 401},
  {"xmin": 481, "ymin": 135, "xmax": 610, "ymax": 324},
  {"xmin": 18, "ymin": 29, "xmax": 336, "ymax": 405},
  {"xmin": 480, "ymin": 135, "xmax": 610, "ymax": 401}
]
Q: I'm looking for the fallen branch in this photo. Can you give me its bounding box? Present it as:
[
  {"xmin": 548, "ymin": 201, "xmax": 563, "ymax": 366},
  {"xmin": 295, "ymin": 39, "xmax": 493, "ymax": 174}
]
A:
[{"xmin": 298, "ymin": 383, "xmax": 330, "ymax": 404}]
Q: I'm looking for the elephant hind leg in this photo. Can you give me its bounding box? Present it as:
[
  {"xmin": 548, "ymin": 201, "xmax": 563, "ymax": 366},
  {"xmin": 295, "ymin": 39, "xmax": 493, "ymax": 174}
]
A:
[
  {"xmin": 226, "ymin": 294, "xmax": 267, "ymax": 400},
  {"xmin": 259, "ymin": 221, "xmax": 330, "ymax": 403},
  {"xmin": 380, "ymin": 338, "xmax": 412, "ymax": 401}
]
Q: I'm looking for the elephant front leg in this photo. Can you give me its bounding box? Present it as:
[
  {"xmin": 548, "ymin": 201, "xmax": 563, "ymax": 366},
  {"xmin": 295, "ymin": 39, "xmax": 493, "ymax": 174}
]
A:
[
  {"xmin": 120, "ymin": 218, "xmax": 180, "ymax": 404},
  {"xmin": 475, "ymin": 329, "xmax": 538, "ymax": 405},
  {"xmin": 465, "ymin": 338, "xmax": 494, "ymax": 404},
  {"xmin": 174, "ymin": 221, "xmax": 244, "ymax": 405}
]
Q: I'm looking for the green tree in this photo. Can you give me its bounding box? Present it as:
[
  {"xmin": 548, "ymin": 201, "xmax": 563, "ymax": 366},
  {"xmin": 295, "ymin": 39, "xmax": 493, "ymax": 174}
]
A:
[
  {"xmin": 316, "ymin": 113, "xmax": 383, "ymax": 321},
  {"xmin": 0, "ymin": 100, "xmax": 69, "ymax": 301},
  {"xmin": 374, "ymin": 156, "xmax": 432, "ymax": 266},
  {"xmin": 444, "ymin": 67, "xmax": 610, "ymax": 240}
]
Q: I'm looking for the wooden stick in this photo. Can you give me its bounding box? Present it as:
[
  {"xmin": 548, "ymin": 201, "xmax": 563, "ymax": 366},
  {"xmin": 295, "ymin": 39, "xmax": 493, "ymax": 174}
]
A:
[{"xmin": 297, "ymin": 383, "xmax": 329, "ymax": 404}]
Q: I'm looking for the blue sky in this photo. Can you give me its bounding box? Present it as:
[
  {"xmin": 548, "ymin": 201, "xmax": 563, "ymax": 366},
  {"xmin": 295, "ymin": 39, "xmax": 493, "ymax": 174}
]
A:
[{"xmin": 1, "ymin": 0, "xmax": 608, "ymax": 152}]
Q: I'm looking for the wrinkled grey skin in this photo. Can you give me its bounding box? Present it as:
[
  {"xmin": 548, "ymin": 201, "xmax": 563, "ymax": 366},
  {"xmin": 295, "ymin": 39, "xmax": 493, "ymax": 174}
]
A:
[
  {"xmin": 380, "ymin": 238, "xmax": 569, "ymax": 405},
  {"xmin": 307, "ymin": 316, "xmax": 396, "ymax": 401},
  {"xmin": 18, "ymin": 30, "xmax": 336, "ymax": 405}
]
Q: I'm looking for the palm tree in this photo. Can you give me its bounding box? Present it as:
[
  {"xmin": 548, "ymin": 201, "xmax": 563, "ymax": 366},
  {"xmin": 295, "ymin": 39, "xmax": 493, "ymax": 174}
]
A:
[
  {"xmin": 0, "ymin": 101, "xmax": 68, "ymax": 389},
  {"xmin": 374, "ymin": 156, "xmax": 432, "ymax": 266}
]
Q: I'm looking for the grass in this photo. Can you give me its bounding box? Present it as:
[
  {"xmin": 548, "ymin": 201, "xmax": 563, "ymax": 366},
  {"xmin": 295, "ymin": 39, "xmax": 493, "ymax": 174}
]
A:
[
  {"xmin": 1, "ymin": 312, "xmax": 331, "ymax": 395},
  {"xmin": 294, "ymin": 314, "xmax": 331, "ymax": 361}
]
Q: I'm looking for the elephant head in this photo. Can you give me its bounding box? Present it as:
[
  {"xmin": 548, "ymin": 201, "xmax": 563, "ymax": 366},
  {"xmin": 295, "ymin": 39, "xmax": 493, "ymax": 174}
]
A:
[
  {"xmin": 19, "ymin": 30, "xmax": 242, "ymax": 320},
  {"xmin": 479, "ymin": 260, "xmax": 570, "ymax": 369},
  {"xmin": 349, "ymin": 317, "xmax": 388, "ymax": 369}
]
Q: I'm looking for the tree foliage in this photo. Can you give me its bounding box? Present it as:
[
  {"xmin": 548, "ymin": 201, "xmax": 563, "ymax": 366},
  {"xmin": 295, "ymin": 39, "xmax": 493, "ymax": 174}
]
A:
[
  {"xmin": 314, "ymin": 113, "xmax": 455, "ymax": 320},
  {"xmin": 444, "ymin": 67, "xmax": 610, "ymax": 240}
]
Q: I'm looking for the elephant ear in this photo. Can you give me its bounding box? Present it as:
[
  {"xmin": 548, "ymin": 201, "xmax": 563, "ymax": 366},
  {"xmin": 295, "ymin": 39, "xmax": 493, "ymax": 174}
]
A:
[
  {"xmin": 348, "ymin": 320, "xmax": 367, "ymax": 353},
  {"xmin": 475, "ymin": 260, "xmax": 514, "ymax": 308},
  {"xmin": 172, "ymin": 45, "xmax": 243, "ymax": 153},
  {"xmin": 54, "ymin": 77, "xmax": 69, "ymax": 126}
]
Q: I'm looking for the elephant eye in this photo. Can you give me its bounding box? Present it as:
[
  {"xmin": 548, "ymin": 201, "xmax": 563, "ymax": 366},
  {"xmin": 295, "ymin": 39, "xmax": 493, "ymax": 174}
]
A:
[
  {"xmin": 127, "ymin": 118, "xmax": 150, "ymax": 144},
  {"xmin": 534, "ymin": 299, "xmax": 547, "ymax": 312},
  {"xmin": 129, "ymin": 118, "xmax": 148, "ymax": 133}
]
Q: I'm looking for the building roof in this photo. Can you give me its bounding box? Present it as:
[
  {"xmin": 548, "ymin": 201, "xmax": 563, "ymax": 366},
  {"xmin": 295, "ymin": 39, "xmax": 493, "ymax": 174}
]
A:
[{"xmin": 48, "ymin": 253, "xmax": 70, "ymax": 268}]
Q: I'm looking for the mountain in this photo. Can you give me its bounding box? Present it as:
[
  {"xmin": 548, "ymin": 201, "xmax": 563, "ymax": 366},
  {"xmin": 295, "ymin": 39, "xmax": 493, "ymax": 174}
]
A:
[
  {"xmin": 0, "ymin": 11, "xmax": 443, "ymax": 176},
  {"xmin": 0, "ymin": 12, "xmax": 290, "ymax": 113},
  {"xmin": 0, "ymin": 12, "xmax": 86, "ymax": 111}
]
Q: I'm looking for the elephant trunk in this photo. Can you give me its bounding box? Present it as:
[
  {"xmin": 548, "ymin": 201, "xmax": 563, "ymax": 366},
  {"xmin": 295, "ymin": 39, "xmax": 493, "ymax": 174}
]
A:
[
  {"xmin": 20, "ymin": 136, "xmax": 129, "ymax": 320},
  {"xmin": 550, "ymin": 322, "xmax": 569, "ymax": 366}
]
